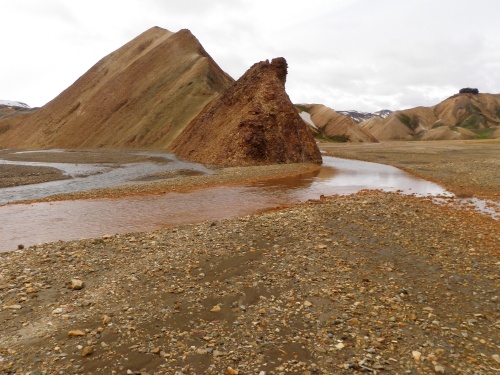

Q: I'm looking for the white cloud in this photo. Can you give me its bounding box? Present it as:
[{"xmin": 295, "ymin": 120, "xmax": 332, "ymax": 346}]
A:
[{"xmin": 1, "ymin": 0, "xmax": 499, "ymax": 111}]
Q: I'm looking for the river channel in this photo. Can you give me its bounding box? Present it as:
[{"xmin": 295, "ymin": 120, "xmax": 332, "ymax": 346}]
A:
[{"xmin": 0, "ymin": 151, "xmax": 497, "ymax": 252}]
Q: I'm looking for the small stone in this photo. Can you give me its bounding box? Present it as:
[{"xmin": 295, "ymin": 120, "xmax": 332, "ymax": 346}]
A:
[
  {"xmin": 492, "ymin": 354, "xmax": 500, "ymax": 364},
  {"xmin": 196, "ymin": 348, "xmax": 206, "ymax": 355},
  {"xmin": 227, "ymin": 367, "xmax": 239, "ymax": 374},
  {"xmin": 210, "ymin": 305, "xmax": 221, "ymax": 312},
  {"xmin": 68, "ymin": 330, "xmax": 86, "ymax": 337},
  {"xmin": 304, "ymin": 300, "xmax": 313, "ymax": 307},
  {"xmin": 4, "ymin": 304, "xmax": 22, "ymax": 310},
  {"xmin": 102, "ymin": 315, "xmax": 111, "ymax": 325},
  {"xmin": 17, "ymin": 244, "xmax": 24, "ymax": 250},
  {"xmin": 335, "ymin": 343, "xmax": 345, "ymax": 350},
  {"xmin": 434, "ymin": 364, "xmax": 445, "ymax": 373},
  {"xmin": 347, "ymin": 317, "xmax": 360, "ymax": 325},
  {"xmin": 81, "ymin": 346, "xmax": 94, "ymax": 357},
  {"xmin": 151, "ymin": 347, "xmax": 160, "ymax": 354},
  {"xmin": 52, "ymin": 307, "xmax": 64, "ymax": 315},
  {"xmin": 70, "ymin": 279, "xmax": 84, "ymax": 290},
  {"xmin": 412, "ymin": 350, "xmax": 422, "ymax": 361},
  {"xmin": 213, "ymin": 350, "xmax": 225, "ymax": 357}
]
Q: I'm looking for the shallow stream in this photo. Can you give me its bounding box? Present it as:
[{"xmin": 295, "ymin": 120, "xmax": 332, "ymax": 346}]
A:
[{"xmin": 0, "ymin": 152, "xmax": 497, "ymax": 252}]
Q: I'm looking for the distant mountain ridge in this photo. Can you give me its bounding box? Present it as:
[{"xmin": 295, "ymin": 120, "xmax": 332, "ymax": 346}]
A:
[
  {"xmin": 0, "ymin": 100, "xmax": 30, "ymax": 108},
  {"xmin": 0, "ymin": 27, "xmax": 234, "ymax": 149},
  {"xmin": 361, "ymin": 91, "xmax": 500, "ymax": 141},
  {"xmin": 337, "ymin": 109, "xmax": 392, "ymax": 123},
  {"xmin": 297, "ymin": 104, "xmax": 378, "ymax": 143}
]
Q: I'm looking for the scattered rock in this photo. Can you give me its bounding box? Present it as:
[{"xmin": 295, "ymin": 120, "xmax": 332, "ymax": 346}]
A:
[
  {"xmin": 81, "ymin": 346, "xmax": 94, "ymax": 357},
  {"xmin": 68, "ymin": 330, "xmax": 86, "ymax": 337},
  {"xmin": 70, "ymin": 278, "xmax": 84, "ymax": 290}
]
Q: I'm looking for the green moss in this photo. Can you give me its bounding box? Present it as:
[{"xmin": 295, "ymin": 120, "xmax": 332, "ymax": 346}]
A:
[
  {"xmin": 459, "ymin": 114, "xmax": 483, "ymax": 129},
  {"xmin": 397, "ymin": 113, "xmax": 419, "ymax": 131},
  {"xmin": 472, "ymin": 128, "xmax": 494, "ymax": 139}
]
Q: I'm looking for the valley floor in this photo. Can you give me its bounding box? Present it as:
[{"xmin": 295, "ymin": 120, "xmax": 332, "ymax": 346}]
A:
[{"xmin": 0, "ymin": 140, "xmax": 499, "ymax": 374}]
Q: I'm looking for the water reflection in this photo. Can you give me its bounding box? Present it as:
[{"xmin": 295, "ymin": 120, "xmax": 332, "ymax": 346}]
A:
[{"xmin": 0, "ymin": 154, "xmax": 213, "ymax": 204}]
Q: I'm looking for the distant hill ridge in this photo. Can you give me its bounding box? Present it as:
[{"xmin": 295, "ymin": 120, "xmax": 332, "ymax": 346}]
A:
[{"xmin": 361, "ymin": 91, "xmax": 500, "ymax": 141}]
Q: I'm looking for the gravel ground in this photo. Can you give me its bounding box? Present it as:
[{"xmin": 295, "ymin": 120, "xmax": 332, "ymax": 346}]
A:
[
  {"xmin": 0, "ymin": 165, "xmax": 69, "ymax": 188},
  {"xmin": 0, "ymin": 142, "xmax": 499, "ymax": 374}
]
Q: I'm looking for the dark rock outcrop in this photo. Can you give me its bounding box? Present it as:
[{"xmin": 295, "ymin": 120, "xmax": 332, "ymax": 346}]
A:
[
  {"xmin": 169, "ymin": 57, "xmax": 322, "ymax": 166},
  {"xmin": 459, "ymin": 88, "xmax": 479, "ymax": 94}
]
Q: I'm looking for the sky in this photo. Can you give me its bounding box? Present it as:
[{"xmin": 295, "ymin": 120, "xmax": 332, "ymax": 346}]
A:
[{"xmin": 1, "ymin": 0, "xmax": 499, "ymax": 112}]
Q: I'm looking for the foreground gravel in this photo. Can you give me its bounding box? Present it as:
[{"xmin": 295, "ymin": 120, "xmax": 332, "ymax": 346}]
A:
[{"xmin": 1, "ymin": 192, "xmax": 499, "ymax": 374}]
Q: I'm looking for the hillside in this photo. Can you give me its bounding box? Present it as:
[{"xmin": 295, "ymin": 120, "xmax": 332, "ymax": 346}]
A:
[
  {"xmin": 170, "ymin": 58, "xmax": 322, "ymax": 166},
  {"xmin": 297, "ymin": 104, "xmax": 378, "ymax": 143},
  {"xmin": 361, "ymin": 91, "xmax": 500, "ymax": 141},
  {"xmin": 0, "ymin": 27, "xmax": 234, "ymax": 149}
]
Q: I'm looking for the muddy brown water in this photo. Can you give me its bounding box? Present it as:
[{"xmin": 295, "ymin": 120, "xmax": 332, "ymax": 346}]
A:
[{"xmin": 1, "ymin": 155, "xmax": 497, "ymax": 252}]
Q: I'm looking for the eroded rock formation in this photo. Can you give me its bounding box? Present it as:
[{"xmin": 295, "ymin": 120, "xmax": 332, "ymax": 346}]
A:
[{"xmin": 170, "ymin": 58, "xmax": 322, "ymax": 166}]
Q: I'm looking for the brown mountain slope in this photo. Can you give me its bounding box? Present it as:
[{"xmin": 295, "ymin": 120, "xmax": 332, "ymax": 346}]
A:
[
  {"xmin": 299, "ymin": 104, "xmax": 378, "ymax": 142},
  {"xmin": 361, "ymin": 92, "xmax": 500, "ymax": 141},
  {"xmin": 169, "ymin": 58, "xmax": 322, "ymax": 166},
  {"xmin": 0, "ymin": 27, "xmax": 234, "ymax": 149}
]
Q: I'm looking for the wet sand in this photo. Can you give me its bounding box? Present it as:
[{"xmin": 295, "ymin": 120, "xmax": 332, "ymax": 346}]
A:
[{"xmin": 0, "ymin": 141, "xmax": 499, "ymax": 374}]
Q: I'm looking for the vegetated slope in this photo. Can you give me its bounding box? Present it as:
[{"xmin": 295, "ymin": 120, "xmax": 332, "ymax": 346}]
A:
[
  {"xmin": 297, "ymin": 104, "xmax": 378, "ymax": 143},
  {"xmin": 361, "ymin": 91, "xmax": 500, "ymax": 141},
  {"xmin": 170, "ymin": 58, "xmax": 322, "ymax": 166},
  {"xmin": 0, "ymin": 27, "xmax": 234, "ymax": 149}
]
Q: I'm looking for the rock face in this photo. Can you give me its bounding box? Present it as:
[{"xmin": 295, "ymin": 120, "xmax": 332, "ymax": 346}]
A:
[
  {"xmin": 170, "ymin": 58, "xmax": 322, "ymax": 166},
  {"xmin": 298, "ymin": 104, "xmax": 378, "ymax": 143},
  {"xmin": 0, "ymin": 27, "xmax": 234, "ymax": 149}
]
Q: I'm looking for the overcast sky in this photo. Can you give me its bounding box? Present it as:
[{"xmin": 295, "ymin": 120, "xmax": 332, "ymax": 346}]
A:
[{"xmin": 1, "ymin": 0, "xmax": 499, "ymax": 112}]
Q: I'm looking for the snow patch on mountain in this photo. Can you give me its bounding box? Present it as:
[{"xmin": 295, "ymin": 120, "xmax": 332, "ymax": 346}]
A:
[
  {"xmin": 299, "ymin": 111, "xmax": 317, "ymax": 128},
  {"xmin": 337, "ymin": 109, "xmax": 392, "ymax": 123},
  {"xmin": 0, "ymin": 100, "xmax": 30, "ymax": 108}
]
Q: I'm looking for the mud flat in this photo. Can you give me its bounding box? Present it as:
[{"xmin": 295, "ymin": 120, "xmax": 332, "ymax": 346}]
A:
[{"xmin": 0, "ymin": 142, "xmax": 499, "ymax": 374}]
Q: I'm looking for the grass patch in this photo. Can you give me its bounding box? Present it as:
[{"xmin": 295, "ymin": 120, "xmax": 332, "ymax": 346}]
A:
[{"xmin": 472, "ymin": 128, "xmax": 495, "ymax": 139}]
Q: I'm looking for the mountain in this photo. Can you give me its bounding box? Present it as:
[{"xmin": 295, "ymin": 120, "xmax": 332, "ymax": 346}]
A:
[
  {"xmin": 297, "ymin": 104, "xmax": 378, "ymax": 143},
  {"xmin": 337, "ymin": 109, "xmax": 392, "ymax": 123},
  {"xmin": 0, "ymin": 100, "xmax": 30, "ymax": 108},
  {"xmin": 361, "ymin": 91, "xmax": 500, "ymax": 141},
  {"xmin": 170, "ymin": 58, "xmax": 322, "ymax": 166},
  {"xmin": 0, "ymin": 100, "xmax": 35, "ymax": 123},
  {"xmin": 0, "ymin": 27, "xmax": 234, "ymax": 149}
]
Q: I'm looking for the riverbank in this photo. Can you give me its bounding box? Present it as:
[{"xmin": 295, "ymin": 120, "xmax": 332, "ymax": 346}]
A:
[
  {"xmin": 1, "ymin": 142, "xmax": 499, "ymax": 374},
  {"xmin": 1, "ymin": 191, "xmax": 498, "ymax": 374},
  {"xmin": 319, "ymin": 139, "xmax": 500, "ymax": 201}
]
